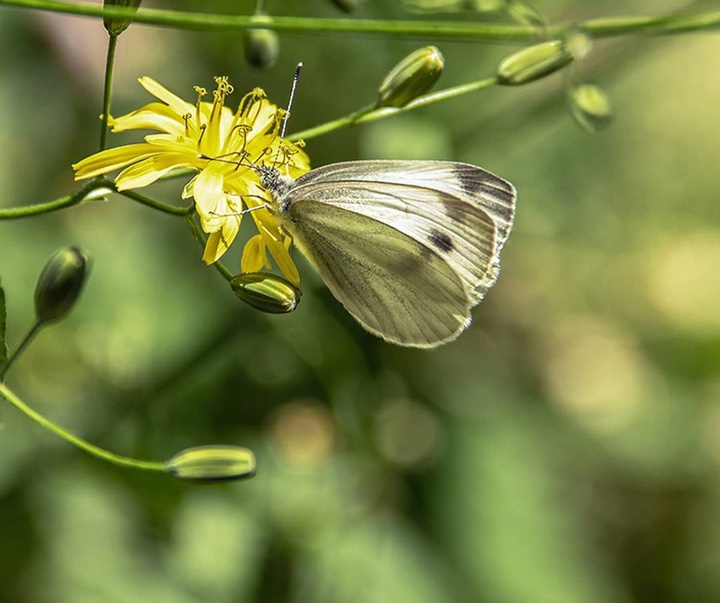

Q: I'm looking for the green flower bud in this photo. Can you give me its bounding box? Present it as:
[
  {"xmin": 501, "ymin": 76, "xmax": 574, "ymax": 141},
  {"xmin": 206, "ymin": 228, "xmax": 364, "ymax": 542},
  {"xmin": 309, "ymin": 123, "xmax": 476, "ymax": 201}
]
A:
[
  {"xmin": 327, "ymin": 0, "xmax": 360, "ymax": 12},
  {"xmin": 103, "ymin": 0, "xmax": 142, "ymax": 36},
  {"xmin": 496, "ymin": 40, "xmax": 573, "ymax": 86},
  {"xmin": 166, "ymin": 446, "xmax": 257, "ymax": 483},
  {"xmin": 377, "ymin": 46, "xmax": 444, "ymax": 108},
  {"xmin": 568, "ymin": 84, "xmax": 613, "ymax": 133},
  {"xmin": 244, "ymin": 28, "xmax": 280, "ymax": 70},
  {"xmin": 230, "ymin": 273, "xmax": 301, "ymax": 314},
  {"xmin": 34, "ymin": 246, "xmax": 90, "ymax": 325}
]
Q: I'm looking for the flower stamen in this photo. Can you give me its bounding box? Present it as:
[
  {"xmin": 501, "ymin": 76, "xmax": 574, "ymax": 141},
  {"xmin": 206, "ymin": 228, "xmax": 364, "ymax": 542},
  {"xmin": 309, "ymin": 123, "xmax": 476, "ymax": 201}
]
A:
[{"xmin": 72, "ymin": 76, "xmax": 310, "ymax": 282}]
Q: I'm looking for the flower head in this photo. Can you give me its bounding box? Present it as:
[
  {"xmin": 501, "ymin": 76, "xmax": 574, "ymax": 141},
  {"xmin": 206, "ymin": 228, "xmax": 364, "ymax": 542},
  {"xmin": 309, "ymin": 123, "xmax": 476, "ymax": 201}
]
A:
[{"xmin": 73, "ymin": 76, "xmax": 310, "ymax": 284}]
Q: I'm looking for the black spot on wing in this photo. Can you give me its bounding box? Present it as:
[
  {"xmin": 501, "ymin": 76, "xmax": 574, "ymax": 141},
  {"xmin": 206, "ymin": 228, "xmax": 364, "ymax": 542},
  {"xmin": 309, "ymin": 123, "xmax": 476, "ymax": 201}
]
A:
[{"xmin": 429, "ymin": 229, "xmax": 454, "ymax": 253}]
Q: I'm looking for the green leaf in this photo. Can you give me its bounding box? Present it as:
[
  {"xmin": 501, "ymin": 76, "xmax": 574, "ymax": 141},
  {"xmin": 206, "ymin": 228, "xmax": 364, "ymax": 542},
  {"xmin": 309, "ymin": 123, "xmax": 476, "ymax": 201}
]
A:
[{"xmin": 0, "ymin": 279, "xmax": 7, "ymax": 368}]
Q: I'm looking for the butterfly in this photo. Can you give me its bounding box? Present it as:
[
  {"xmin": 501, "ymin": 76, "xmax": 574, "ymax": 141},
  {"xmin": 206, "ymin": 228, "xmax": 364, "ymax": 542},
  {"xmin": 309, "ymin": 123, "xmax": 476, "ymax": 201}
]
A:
[{"xmin": 258, "ymin": 159, "xmax": 516, "ymax": 348}]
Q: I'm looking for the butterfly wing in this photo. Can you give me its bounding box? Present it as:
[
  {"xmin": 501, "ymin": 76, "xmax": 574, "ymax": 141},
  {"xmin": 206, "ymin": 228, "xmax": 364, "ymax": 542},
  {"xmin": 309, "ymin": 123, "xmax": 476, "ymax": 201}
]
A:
[
  {"xmin": 280, "ymin": 201, "xmax": 472, "ymax": 347},
  {"xmin": 287, "ymin": 160, "xmax": 516, "ymax": 306}
]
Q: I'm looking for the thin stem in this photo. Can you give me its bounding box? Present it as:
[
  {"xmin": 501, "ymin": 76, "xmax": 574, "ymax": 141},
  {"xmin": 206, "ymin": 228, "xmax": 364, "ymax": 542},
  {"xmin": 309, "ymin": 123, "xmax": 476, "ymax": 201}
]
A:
[
  {"xmin": 0, "ymin": 382, "xmax": 165, "ymax": 472},
  {"xmin": 288, "ymin": 104, "xmax": 375, "ymax": 142},
  {"xmin": 390, "ymin": 76, "xmax": 498, "ymax": 112},
  {"xmin": 0, "ymin": 179, "xmax": 110, "ymax": 220},
  {"xmin": 289, "ymin": 77, "xmax": 497, "ymax": 142},
  {"xmin": 99, "ymin": 33, "xmax": 118, "ymax": 151},
  {"xmin": 1, "ymin": 1, "xmax": 720, "ymax": 42},
  {"xmin": 0, "ymin": 321, "xmax": 42, "ymax": 380},
  {"xmin": 117, "ymin": 189, "xmax": 194, "ymax": 216},
  {"xmin": 0, "ymin": 179, "xmax": 190, "ymax": 220}
]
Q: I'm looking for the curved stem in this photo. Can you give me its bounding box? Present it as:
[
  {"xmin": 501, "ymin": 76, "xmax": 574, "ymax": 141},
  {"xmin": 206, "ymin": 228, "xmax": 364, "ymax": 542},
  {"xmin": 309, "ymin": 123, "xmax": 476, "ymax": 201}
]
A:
[
  {"xmin": 1, "ymin": 1, "xmax": 719, "ymax": 42},
  {"xmin": 99, "ymin": 33, "xmax": 118, "ymax": 151},
  {"xmin": 288, "ymin": 103, "xmax": 375, "ymax": 142},
  {"xmin": 0, "ymin": 321, "xmax": 42, "ymax": 380},
  {"xmin": 289, "ymin": 77, "xmax": 497, "ymax": 142},
  {"xmin": 0, "ymin": 179, "xmax": 190, "ymax": 220},
  {"xmin": 0, "ymin": 179, "xmax": 110, "ymax": 220},
  {"xmin": 0, "ymin": 382, "xmax": 165, "ymax": 472},
  {"xmin": 117, "ymin": 189, "xmax": 194, "ymax": 216}
]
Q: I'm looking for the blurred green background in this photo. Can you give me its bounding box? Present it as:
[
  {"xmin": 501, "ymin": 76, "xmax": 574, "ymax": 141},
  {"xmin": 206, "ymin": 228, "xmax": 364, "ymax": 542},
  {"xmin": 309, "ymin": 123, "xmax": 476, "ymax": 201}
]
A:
[{"xmin": 2, "ymin": 1, "xmax": 720, "ymax": 602}]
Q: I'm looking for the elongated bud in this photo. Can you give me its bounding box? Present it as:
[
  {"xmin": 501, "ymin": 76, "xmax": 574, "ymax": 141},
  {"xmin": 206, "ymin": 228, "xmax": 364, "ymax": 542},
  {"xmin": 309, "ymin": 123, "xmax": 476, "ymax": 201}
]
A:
[
  {"xmin": 231, "ymin": 273, "xmax": 301, "ymax": 314},
  {"xmin": 34, "ymin": 246, "xmax": 90, "ymax": 325},
  {"xmin": 568, "ymin": 84, "xmax": 613, "ymax": 132},
  {"xmin": 377, "ymin": 46, "xmax": 444, "ymax": 108},
  {"xmin": 166, "ymin": 446, "xmax": 257, "ymax": 482},
  {"xmin": 244, "ymin": 28, "xmax": 280, "ymax": 70},
  {"xmin": 103, "ymin": 0, "xmax": 142, "ymax": 36},
  {"xmin": 496, "ymin": 40, "xmax": 573, "ymax": 86}
]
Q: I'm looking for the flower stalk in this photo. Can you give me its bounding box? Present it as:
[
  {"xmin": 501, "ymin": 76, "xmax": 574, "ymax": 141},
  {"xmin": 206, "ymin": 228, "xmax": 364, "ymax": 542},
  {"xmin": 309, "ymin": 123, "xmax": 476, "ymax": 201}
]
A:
[
  {"xmin": 0, "ymin": 382, "xmax": 166, "ymax": 473},
  {"xmin": 1, "ymin": 1, "xmax": 719, "ymax": 41},
  {"xmin": 288, "ymin": 76, "xmax": 496, "ymax": 142}
]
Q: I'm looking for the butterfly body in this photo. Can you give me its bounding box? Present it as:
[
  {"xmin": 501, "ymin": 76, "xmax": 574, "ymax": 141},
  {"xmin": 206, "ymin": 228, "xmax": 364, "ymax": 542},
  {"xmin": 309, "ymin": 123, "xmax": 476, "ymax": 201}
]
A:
[{"xmin": 261, "ymin": 160, "xmax": 516, "ymax": 348}]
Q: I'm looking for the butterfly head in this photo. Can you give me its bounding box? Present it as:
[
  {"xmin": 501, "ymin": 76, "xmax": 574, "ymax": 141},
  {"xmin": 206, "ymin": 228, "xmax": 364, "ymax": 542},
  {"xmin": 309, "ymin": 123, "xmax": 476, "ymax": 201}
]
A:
[{"xmin": 257, "ymin": 164, "xmax": 297, "ymax": 210}]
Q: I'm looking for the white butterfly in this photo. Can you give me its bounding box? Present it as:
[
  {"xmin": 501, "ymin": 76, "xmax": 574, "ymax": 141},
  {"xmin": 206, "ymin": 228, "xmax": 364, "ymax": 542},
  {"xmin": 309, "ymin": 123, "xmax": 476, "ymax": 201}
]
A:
[{"xmin": 259, "ymin": 160, "xmax": 516, "ymax": 348}]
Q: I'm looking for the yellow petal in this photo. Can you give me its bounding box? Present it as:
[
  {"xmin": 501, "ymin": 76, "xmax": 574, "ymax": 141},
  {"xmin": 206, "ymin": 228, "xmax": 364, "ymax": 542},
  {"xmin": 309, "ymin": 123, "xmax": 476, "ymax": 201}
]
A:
[
  {"xmin": 266, "ymin": 235, "xmax": 300, "ymax": 286},
  {"xmin": 182, "ymin": 176, "xmax": 196, "ymax": 200},
  {"xmin": 198, "ymin": 195, "xmax": 230, "ymax": 233},
  {"xmin": 202, "ymin": 216, "xmax": 240, "ymax": 264},
  {"xmin": 114, "ymin": 153, "xmax": 194, "ymax": 190},
  {"xmin": 112, "ymin": 104, "xmax": 188, "ymax": 137},
  {"xmin": 251, "ymin": 211, "xmax": 300, "ymax": 285},
  {"xmin": 202, "ymin": 232, "xmax": 224, "ymax": 264},
  {"xmin": 138, "ymin": 76, "xmax": 194, "ymax": 117},
  {"xmin": 241, "ymin": 234, "xmax": 271, "ymax": 273},
  {"xmin": 72, "ymin": 144, "xmax": 156, "ymax": 179},
  {"xmin": 193, "ymin": 168, "xmax": 225, "ymax": 216}
]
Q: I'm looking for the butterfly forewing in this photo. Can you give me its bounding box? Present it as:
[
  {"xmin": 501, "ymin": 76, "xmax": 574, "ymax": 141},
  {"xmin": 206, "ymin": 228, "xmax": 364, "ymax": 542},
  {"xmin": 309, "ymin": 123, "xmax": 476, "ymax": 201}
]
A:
[
  {"xmin": 288, "ymin": 160, "xmax": 516, "ymax": 306},
  {"xmin": 282, "ymin": 201, "xmax": 472, "ymax": 347}
]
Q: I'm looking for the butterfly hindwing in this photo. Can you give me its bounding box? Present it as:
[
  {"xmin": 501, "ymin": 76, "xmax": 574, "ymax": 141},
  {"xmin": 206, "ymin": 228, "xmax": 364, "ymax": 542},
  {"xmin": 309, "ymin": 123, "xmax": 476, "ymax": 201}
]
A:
[{"xmin": 281, "ymin": 200, "xmax": 472, "ymax": 347}]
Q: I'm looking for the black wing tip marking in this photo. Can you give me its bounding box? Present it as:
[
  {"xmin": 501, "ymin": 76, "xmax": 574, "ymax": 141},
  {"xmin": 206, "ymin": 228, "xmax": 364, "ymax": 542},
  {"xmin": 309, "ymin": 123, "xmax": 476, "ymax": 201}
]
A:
[{"xmin": 452, "ymin": 165, "xmax": 516, "ymax": 201}]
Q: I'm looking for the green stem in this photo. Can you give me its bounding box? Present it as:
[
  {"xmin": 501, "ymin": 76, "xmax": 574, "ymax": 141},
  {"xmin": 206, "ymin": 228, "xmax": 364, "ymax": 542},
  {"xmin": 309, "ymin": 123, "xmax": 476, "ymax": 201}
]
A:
[
  {"xmin": 288, "ymin": 104, "xmax": 375, "ymax": 142},
  {"xmin": 117, "ymin": 189, "xmax": 194, "ymax": 216},
  {"xmin": 0, "ymin": 179, "xmax": 190, "ymax": 220},
  {"xmin": 0, "ymin": 178, "xmax": 111, "ymax": 220},
  {"xmin": 0, "ymin": 1, "xmax": 719, "ymax": 41},
  {"xmin": 289, "ymin": 77, "xmax": 497, "ymax": 142},
  {"xmin": 0, "ymin": 321, "xmax": 42, "ymax": 380},
  {"xmin": 0, "ymin": 382, "xmax": 165, "ymax": 472},
  {"xmin": 99, "ymin": 33, "xmax": 118, "ymax": 151}
]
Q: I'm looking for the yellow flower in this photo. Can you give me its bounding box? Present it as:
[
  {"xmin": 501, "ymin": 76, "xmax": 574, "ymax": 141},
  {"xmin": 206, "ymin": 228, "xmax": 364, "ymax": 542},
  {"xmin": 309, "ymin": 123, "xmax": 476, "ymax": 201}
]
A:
[{"xmin": 73, "ymin": 76, "xmax": 310, "ymax": 285}]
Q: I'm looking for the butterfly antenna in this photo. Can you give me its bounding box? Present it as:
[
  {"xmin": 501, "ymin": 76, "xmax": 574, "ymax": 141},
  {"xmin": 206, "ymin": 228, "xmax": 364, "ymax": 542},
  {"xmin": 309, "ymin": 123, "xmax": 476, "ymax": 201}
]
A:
[{"xmin": 281, "ymin": 62, "xmax": 303, "ymax": 139}]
